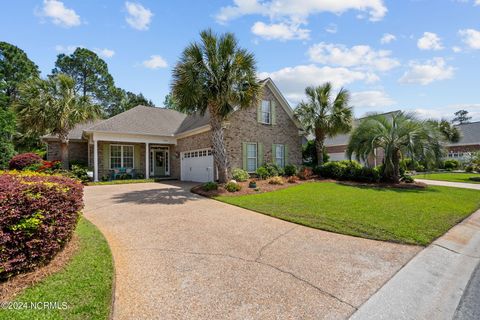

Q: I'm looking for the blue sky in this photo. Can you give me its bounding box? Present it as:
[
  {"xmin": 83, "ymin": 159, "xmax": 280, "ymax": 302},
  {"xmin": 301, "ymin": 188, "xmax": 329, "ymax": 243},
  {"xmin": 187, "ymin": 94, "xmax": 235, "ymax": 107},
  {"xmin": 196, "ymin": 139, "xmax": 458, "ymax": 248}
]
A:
[{"xmin": 1, "ymin": 0, "xmax": 479, "ymax": 120}]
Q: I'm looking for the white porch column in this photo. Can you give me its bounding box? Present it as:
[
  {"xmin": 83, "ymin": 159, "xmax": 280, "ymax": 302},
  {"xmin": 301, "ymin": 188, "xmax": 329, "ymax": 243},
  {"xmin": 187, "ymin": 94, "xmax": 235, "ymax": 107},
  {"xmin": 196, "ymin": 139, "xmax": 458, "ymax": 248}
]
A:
[
  {"xmin": 93, "ymin": 139, "xmax": 99, "ymax": 182},
  {"xmin": 145, "ymin": 143, "xmax": 150, "ymax": 179}
]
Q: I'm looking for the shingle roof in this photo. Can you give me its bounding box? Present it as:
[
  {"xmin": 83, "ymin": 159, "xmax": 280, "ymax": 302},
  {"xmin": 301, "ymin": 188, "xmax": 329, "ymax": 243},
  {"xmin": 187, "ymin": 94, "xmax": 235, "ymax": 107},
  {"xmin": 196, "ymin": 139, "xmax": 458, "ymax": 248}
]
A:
[
  {"xmin": 449, "ymin": 121, "xmax": 480, "ymax": 146},
  {"xmin": 42, "ymin": 120, "xmax": 103, "ymax": 141},
  {"xmin": 175, "ymin": 111, "xmax": 210, "ymax": 134},
  {"xmin": 324, "ymin": 110, "xmax": 400, "ymax": 146},
  {"xmin": 86, "ymin": 106, "xmax": 188, "ymax": 136}
]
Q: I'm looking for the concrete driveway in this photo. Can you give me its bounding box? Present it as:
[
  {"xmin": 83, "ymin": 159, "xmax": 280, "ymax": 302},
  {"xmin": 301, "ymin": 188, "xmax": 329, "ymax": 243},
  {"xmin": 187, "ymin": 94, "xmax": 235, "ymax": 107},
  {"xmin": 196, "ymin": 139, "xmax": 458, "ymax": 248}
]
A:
[{"xmin": 83, "ymin": 182, "xmax": 420, "ymax": 320}]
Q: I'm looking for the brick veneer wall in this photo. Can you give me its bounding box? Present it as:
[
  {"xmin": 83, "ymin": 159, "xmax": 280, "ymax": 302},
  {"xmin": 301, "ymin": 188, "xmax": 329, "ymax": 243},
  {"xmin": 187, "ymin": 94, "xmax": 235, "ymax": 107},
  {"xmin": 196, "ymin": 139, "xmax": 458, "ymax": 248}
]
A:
[{"xmin": 46, "ymin": 141, "xmax": 88, "ymax": 165}]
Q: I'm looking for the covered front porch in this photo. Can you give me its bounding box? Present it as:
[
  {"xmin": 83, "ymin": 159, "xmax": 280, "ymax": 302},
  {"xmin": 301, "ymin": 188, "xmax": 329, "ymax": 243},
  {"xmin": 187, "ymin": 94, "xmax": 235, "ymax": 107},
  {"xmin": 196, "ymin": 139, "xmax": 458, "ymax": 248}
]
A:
[{"xmin": 87, "ymin": 131, "xmax": 178, "ymax": 182}]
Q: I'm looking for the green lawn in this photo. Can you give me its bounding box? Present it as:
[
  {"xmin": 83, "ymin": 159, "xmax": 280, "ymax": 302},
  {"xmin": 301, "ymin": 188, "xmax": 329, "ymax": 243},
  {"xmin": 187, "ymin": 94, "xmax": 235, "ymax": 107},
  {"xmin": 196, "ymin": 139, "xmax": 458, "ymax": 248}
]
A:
[
  {"xmin": 0, "ymin": 218, "xmax": 114, "ymax": 320},
  {"xmin": 216, "ymin": 182, "xmax": 480, "ymax": 246},
  {"xmin": 414, "ymin": 172, "xmax": 480, "ymax": 184}
]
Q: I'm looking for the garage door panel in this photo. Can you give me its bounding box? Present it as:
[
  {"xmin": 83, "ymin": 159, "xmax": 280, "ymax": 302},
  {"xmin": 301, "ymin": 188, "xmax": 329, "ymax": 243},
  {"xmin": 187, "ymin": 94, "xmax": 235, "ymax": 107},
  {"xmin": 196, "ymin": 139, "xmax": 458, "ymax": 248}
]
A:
[{"xmin": 181, "ymin": 148, "xmax": 214, "ymax": 182}]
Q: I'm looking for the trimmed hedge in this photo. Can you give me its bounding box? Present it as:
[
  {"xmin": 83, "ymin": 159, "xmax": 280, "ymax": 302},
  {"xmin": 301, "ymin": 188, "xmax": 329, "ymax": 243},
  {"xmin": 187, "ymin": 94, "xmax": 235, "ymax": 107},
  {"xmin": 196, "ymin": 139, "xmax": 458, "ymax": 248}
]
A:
[
  {"xmin": 0, "ymin": 171, "xmax": 83, "ymax": 280},
  {"xmin": 315, "ymin": 160, "xmax": 382, "ymax": 183},
  {"xmin": 8, "ymin": 153, "xmax": 43, "ymax": 170}
]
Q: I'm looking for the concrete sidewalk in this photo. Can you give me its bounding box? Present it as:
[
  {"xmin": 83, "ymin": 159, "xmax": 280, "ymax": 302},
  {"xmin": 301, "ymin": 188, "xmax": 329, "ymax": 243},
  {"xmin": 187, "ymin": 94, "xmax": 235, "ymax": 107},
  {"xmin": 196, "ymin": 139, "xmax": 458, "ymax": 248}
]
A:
[
  {"xmin": 416, "ymin": 179, "xmax": 480, "ymax": 190},
  {"xmin": 350, "ymin": 209, "xmax": 480, "ymax": 320}
]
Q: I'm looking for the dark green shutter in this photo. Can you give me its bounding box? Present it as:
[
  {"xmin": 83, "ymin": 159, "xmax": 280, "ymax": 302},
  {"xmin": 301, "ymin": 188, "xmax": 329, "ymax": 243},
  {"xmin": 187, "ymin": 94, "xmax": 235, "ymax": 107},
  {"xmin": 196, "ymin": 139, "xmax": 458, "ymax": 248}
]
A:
[
  {"xmin": 258, "ymin": 143, "xmax": 264, "ymax": 167},
  {"xmin": 271, "ymin": 101, "xmax": 276, "ymax": 125},
  {"xmin": 257, "ymin": 103, "xmax": 262, "ymax": 123},
  {"xmin": 242, "ymin": 142, "xmax": 247, "ymax": 170},
  {"xmin": 272, "ymin": 144, "xmax": 276, "ymax": 163},
  {"xmin": 284, "ymin": 145, "xmax": 289, "ymax": 166}
]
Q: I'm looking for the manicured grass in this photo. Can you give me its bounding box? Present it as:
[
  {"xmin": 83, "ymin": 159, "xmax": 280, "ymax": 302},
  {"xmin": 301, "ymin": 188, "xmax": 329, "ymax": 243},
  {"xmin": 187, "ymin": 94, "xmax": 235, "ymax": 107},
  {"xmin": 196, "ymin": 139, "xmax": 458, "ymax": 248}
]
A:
[
  {"xmin": 88, "ymin": 178, "xmax": 156, "ymax": 186},
  {"xmin": 216, "ymin": 182, "xmax": 480, "ymax": 246},
  {"xmin": 0, "ymin": 218, "xmax": 114, "ymax": 320},
  {"xmin": 414, "ymin": 172, "xmax": 480, "ymax": 184}
]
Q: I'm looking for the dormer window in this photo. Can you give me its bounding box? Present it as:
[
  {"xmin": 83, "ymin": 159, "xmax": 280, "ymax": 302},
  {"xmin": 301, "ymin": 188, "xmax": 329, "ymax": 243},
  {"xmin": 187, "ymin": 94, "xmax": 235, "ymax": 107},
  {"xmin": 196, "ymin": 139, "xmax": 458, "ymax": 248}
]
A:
[{"xmin": 261, "ymin": 100, "xmax": 271, "ymax": 124}]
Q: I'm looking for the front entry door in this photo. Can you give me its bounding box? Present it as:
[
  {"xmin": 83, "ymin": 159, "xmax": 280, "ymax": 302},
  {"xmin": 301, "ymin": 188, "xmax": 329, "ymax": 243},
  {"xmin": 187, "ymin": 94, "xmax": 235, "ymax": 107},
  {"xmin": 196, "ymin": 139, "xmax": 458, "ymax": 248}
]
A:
[{"xmin": 153, "ymin": 150, "xmax": 166, "ymax": 176}]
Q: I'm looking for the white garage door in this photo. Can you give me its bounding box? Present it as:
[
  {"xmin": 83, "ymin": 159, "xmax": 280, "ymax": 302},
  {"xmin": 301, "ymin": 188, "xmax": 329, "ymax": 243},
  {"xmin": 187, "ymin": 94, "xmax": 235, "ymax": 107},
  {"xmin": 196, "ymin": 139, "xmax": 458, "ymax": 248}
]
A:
[{"xmin": 181, "ymin": 148, "xmax": 214, "ymax": 182}]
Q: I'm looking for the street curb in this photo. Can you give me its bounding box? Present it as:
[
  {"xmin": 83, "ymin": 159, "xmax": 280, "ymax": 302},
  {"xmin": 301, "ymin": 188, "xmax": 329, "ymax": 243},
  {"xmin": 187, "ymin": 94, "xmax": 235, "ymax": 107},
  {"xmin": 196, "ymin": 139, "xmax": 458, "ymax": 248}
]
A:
[{"xmin": 350, "ymin": 209, "xmax": 480, "ymax": 320}]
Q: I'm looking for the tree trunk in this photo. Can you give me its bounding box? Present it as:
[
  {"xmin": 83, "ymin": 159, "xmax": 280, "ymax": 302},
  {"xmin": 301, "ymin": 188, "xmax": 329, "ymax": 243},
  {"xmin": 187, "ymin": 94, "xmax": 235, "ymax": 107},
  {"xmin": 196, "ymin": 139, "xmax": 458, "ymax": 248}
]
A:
[
  {"xmin": 210, "ymin": 115, "xmax": 229, "ymax": 183},
  {"xmin": 59, "ymin": 137, "xmax": 69, "ymax": 170},
  {"xmin": 315, "ymin": 130, "xmax": 326, "ymax": 166},
  {"xmin": 392, "ymin": 149, "xmax": 401, "ymax": 184}
]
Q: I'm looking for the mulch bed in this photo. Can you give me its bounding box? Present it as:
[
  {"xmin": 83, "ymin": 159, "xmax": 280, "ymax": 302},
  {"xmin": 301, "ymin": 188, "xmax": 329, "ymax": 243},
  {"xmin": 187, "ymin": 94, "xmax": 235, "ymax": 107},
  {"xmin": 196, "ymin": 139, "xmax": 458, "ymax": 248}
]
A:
[
  {"xmin": 0, "ymin": 234, "xmax": 79, "ymax": 301},
  {"xmin": 192, "ymin": 176, "xmax": 427, "ymax": 198}
]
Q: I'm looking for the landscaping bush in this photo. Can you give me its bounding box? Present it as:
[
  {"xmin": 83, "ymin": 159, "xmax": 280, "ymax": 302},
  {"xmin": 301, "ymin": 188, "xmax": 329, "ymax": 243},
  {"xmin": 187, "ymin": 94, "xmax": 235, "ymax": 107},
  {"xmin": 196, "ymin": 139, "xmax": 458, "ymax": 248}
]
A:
[
  {"xmin": 415, "ymin": 164, "xmax": 426, "ymax": 172},
  {"xmin": 444, "ymin": 159, "xmax": 460, "ymax": 170},
  {"xmin": 69, "ymin": 164, "xmax": 90, "ymax": 183},
  {"xmin": 287, "ymin": 175, "xmax": 299, "ymax": 183},
  {"xmin": 256, "ymin": 163, "xmax": 283, "ymax": 179},
  {"xmin": 297, "ymin": 166, "xmax": 313, "ymax": 180},
  {"xmin": 268, "ymin": 176, "xmax": 284, "ymax": 185},
  {"xmin": 469, "ymin": 177, "xmax": 480, "ymax": 182},
  {"xmin": 401, "ymin": 174, "xmax": 415, "ymax": 183},
  {"xmin": 225, "ymin": 181, "xmax": 241, "ymax": 192},
  {"xmin": 232, "ymin": 168, "xmax": 249, "ymax": 182},
  {"xmin": 284, "ymin": 164, "xmax": 297, "ymax": 177},
  {"xmin": 315, "ymin": 161, "xmax": 382, "ymax": 183},
  {"xmin": 0, "ymin": 171, "xmax": 83, "ymax": 280},
  {"xmin": 8, "ymin": 153, "xmax": 43, "ymax": 170},
  {"xmin": 356, "ymin": 167, "xmax": 382, "ymax": 183},
  {"xmin": 315, "ymin": 161, "xmax": 347, "ymax": 179},
  {"xmin": 202, "ymin": 181, "xmax": 218, "ymax": 191}
]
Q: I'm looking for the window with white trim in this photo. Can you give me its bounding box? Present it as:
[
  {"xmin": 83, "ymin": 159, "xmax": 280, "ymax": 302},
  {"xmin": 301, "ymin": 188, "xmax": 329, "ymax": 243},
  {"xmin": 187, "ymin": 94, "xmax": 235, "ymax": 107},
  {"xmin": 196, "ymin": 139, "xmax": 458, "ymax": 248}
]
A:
[
  {"xmin": 110, "ymin": 145, "xmax": 134, "ymax": 169},
  {"xmin": 261, "ymin": 100, "xmax": 271, "ymax": 124},
  {"xmin": 247, "ymin": 143, "xmax": 258, "ymax": 172},
  {"xmin": 275, "ymin": 144, "xmax": 285, "ymax": 168}
]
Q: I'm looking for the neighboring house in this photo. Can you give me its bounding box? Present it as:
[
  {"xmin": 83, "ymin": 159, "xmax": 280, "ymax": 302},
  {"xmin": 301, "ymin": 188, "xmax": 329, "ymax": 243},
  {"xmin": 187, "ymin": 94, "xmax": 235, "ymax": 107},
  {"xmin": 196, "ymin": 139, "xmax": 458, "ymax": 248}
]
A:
[
  {"xmin": 446, "ymin": 121, "xmax": 480, "ymax": 161},
  {"xmin": 324, "ymin": 111, "xmax": 399, "ymax": 166},
  {"xmin": 42, "ymin": 78, "xmax": 304, "ymax": 182}
]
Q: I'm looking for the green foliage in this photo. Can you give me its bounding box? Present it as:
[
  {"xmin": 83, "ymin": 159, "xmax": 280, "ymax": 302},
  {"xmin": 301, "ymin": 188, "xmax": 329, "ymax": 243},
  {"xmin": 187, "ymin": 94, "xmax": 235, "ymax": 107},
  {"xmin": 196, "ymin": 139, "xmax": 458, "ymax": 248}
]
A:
[
  {"xmin": 315, "ymin": 160, "xmax": 381, "ymax": 183},
  {"xmin": 401, "ymin": 175, "xmax": 415, "ymax": 183},
  {"xmin": 256, "ymin": 163, "xmax": 283, "ymax": 179},
  {"xmin": 163, "ymin": 92, "xmax": 179, "ymax": 110},
  {"xmin": 347, "ymin": 112, "xmax": 444, "ymax": 183},
  {"xmin": 52, "ymin": 48, "xmax": 114, "ymax": 111},
  {"xmin": 0, "ymin": 41, "xmax": 40, "ymax": 104},
  {"xmin": 202, "ymin": 181, "xmax": 218, "ymax": 191},
  {"xmin": 302, "ymin": 140, "xmax": 329, "ymax": 166},
  {"xmin": 416, "ymin": 173, "xmax": 480, "ymax": 184},
  {"xmin": 452, "ymin": 110, "xmax": 471, "ymax": 125},
  {"xmin": 225, "ymin": 181, "xmax": 241, "ymax": 192},
  {"xmin": 443, "ymin": 159, "xmax": 460, "ymax": 170},
  {"xmin": 70, "ymin": 164, "xmax": 90, "ymax": 183},
  {"xmin": 106, "ymin": 87, "xmax": 155, "ymax": 117},
  {"xmin": 284, "ymin": 164, "xmax": 297, "ymax": 176},
  {"xmin": 0, "ymin": 108, "xmax": 16, "ymax": 168},
  {"xmin": 294, "ymin": 82, "xmax": 353, "ymax": 166},
  {"xmin": 232, "ymin": 168, "xmax": 249, "ymax": 182}
]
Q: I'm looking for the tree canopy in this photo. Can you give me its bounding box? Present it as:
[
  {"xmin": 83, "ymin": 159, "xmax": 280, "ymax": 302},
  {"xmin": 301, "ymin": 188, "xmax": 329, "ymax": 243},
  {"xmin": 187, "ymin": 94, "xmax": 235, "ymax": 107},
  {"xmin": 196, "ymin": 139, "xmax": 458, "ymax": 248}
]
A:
[
  {"xmin": 452, "ymin": 109, "xmax": 471, "ymax": 124},
  {"xmin": 51, "ymin": 48, "xmax": 115, "ymax": 111}
]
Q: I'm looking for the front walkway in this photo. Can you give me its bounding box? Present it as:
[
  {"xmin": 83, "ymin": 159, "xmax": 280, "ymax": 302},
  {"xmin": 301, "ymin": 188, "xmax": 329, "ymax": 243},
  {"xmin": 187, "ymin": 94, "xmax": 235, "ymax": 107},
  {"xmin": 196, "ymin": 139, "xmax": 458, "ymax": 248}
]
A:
[
  {"xmin": 416, "ymin": 179, "xmax": 480, "ymax": 190},
  {"xmin": 83, "ymin": 182, "xmax": 419, "ymax": 320}
]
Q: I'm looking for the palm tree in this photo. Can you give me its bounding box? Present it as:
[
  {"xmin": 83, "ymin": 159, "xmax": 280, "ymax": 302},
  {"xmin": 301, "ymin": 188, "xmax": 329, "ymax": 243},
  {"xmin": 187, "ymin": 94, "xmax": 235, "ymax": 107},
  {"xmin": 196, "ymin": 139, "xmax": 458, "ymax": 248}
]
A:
[
  {"xmin": 15, "ymin": 74, "xmax": 100, "ymax": 169},
  {"xmin": 294, "ymin": 83, "xmax": 353, "ymax": 166},
  {"xmin": 171, "ymin": 29, "xmax": 262, "ymax": 183},
  {"xmin": 347, "ymin": 112, "xmax": 444, "ymax": 183},
  {"xmin": 427, "ymin": 119, "xmax": 461, "ymax": 143}
]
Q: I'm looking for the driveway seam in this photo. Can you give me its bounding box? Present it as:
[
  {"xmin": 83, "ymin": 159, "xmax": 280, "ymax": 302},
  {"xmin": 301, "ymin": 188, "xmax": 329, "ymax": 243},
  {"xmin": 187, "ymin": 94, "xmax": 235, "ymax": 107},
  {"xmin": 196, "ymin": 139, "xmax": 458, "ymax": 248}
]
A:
[
  {"xmin": 116, "ymin": 246, "xmax": 358, "ymax": 310},
  {"xmin": 255, "ymin": 226, "xmax": 298, "ymax": 262}
]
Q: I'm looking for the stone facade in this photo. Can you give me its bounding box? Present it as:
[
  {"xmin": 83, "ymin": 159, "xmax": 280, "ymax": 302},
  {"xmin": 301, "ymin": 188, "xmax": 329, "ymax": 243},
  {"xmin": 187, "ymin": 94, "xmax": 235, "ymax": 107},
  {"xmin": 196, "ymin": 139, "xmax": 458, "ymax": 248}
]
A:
[{"xmin": 46, "ymin": 141, "xmax": 88, "ymax": 166}]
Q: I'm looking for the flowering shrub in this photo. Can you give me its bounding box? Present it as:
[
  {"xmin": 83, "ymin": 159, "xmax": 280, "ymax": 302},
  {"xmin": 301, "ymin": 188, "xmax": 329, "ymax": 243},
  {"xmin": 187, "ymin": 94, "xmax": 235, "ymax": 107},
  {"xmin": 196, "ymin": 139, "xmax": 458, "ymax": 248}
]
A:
[
  {"xmin": 8, "ymin": 153, "xmax": 43, "ymax": 170},
  {"xmin": 0, "ymin": 171, "xmax": 83, "ymax": 280}
]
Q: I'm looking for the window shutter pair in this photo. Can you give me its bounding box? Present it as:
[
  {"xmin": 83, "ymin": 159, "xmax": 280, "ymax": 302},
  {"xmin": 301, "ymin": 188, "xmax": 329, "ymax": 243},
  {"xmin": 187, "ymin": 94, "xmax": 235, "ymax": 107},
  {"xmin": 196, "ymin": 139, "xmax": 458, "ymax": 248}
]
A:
[
  {"xmin": 271, "ymin": 144, "xmax": 289, "ymax": 165},
  {"xmin": 242, "ymin": 142, "xmax": 264, "ymax": 171},
  {"xmin": 257, "ymin": 100, "xmax": 276, "ymax": 125}
]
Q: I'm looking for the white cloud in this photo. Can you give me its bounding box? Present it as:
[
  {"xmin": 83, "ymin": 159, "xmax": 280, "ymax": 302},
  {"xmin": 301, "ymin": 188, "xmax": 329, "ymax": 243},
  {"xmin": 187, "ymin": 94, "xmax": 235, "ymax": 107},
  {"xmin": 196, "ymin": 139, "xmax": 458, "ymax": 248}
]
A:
[
  {"xmin": 452, "ymin": 46, "xmax": 462, "ymax": 53},
  {"xmin": 216, "ymin": 0, "xmax": 387, "ymax": 23},
  {"xmin": 307, "ymin": 42, "xmax": 400, "ymax": 72},
  {"xmin": 413, "ymin": 105, "xmax": 480, "ymax": 122},
  {"xmin": 251, "ymin": 21, "xmax": 309, "ymax": 40},
  {"xmin": 55, "ymin": 44, "xmax": 83, "ymax": 54},
  {"xmin": 399, "ymin": 58, "xmax": 454, "ymax": 85},
  {"xmin": 125, "ymin": 2, "xmax": 153, "ymax": 30},
  {"xmin": 380, "ymin": 33, "xmax": 396, "ymax": 44},
  {"xmin": 95, "ymin": 48, "xmax": 115, "ymax": 58},
  {"xmin": 459, "ymin": 28, "xmax": 480, "ymax": 49},
  {"xmin": 476, "ymin": 0, "xmax": 480, "ymax": 5},
  {"xmin": 351, "ymin": 90, "xmax": 396, "ymax": 109},
  {"xmin": 417, "ymin": 32, "xmax": 444, "ymax": 50},
  {"xmin": 37, "ymin": 0, "xmax": 81, "ymax": 27},
  {"xmin": 258, "ymin": 64, "xmax": 378, "ymax": 104},
  {"xmin": 142, "ymin": 55, "xmax": 168, "ymax": 69},
  {"xmin": 325, "ymin": 23, "xmax": 338, "ymax": 34}
]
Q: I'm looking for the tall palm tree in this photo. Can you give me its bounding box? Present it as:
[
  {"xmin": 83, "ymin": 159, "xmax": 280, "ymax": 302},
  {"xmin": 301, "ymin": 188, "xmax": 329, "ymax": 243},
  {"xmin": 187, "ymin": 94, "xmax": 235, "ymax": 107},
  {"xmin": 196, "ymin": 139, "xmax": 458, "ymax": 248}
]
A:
[
  {"xmin": 15, "ymin": 74, "xmax": 100, "ymax": 169},
  {"xmin": 294, "ymin": 83, "xmax": 353, "ymax": 166},
  {"xmin": 171, "ymin": 29, "xmax": 262, "ymax": 183},
  {"xmin": 347, "ymin": 112, "xmax": 444, "ymax": 183}
]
